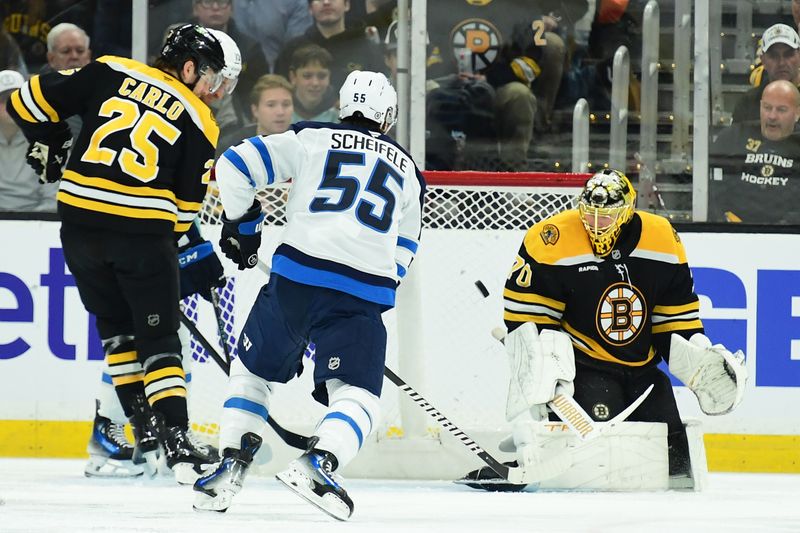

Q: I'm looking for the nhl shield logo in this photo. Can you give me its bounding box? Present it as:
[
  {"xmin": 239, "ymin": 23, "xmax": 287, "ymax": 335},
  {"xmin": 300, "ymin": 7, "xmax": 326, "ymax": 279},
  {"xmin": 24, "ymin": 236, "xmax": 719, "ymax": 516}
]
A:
[
  {"xmin": 147, "ymin": 314, "xmax": 160, "ymax": 327},
  {"xmin": 540, "ymin": 224, "xmax": 560, "ymax": 245},
  {"xmin": 328, "ymin": 356, "xmax": 341, "ymax": 371}
]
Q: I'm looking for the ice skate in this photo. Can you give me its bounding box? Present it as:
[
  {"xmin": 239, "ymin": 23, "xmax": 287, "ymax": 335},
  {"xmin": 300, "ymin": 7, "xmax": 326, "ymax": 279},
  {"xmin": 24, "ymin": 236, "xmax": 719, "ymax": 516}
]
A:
[
  {"xmin": 276, "ymin": 444, "xmax": 354, "ymax": 521},
  {"xmin": 84, "ymin": 411, "xmax": 143, "ymax": 478},
  {"xmin": 159, "ymin": 420, "xmax": 217, "ymax": 485},
  {"xmin": 128, "ymin": 394, "xmax": 160, "ymax": 477},
  {"xmin": 193, "ymin": 432, "xmax": 262, "ymax": 512}
]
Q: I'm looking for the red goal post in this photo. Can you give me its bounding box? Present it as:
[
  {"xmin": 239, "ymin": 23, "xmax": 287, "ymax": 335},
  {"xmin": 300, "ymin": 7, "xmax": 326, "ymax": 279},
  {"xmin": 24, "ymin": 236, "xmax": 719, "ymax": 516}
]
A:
[{"xmin": 185, "ymin": 170, "xmax": 589, "ymax": 479}]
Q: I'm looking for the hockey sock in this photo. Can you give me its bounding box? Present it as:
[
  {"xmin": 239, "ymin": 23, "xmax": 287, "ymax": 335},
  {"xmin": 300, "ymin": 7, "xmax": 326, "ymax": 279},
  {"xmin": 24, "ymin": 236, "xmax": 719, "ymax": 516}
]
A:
[
  {"xmin": 219, "ymin": 358, "xmax": 271, "ymax": 452},
  {"xmin": 103, "ymin": 334, "xmax": 145, "ymax": 418},
  {"xmin": 143, "ymin": 353, "xmax": 188, "ymax": 429}
]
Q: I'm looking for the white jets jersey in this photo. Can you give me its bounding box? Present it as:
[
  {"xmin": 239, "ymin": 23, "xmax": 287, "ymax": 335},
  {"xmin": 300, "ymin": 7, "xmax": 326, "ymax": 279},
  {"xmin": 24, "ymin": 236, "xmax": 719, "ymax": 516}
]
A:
[{"xmin": 215, "ymin": 122, "xmax": 425, "ymax": 308}]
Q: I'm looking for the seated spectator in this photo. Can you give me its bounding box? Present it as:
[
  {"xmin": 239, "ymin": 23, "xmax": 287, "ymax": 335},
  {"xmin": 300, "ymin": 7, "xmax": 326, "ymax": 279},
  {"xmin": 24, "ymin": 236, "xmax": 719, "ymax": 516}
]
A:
[
  {"xmin": 749, "ymin": 4, "xmax": 800, "ymax": 87},
  {"xmin": 274, "ymin": 0, "xmax": 384, "ymax": 90},
  {"xmin": 0, "ymin": 69, "xmax": 57, "ymax": 212},
  {"xmin": 288, "ymin": 44, "xmax": 339, "ymax": 123},
  {"xmin": 218, "ymin": 73, "xmax": 294, "ymax": 155},
  {"xmin": 232, "ymin": 0, "xmax": 312, "ymax": 69},
  {"xmin": 44, "ymin": 22, "xmax": 92, "ymax": 142},
  {"xmin": 733, "ymin": 24, "xmax": 800, "ymax": 124},
  {"xmin": 0, "ymin": 26, "xmax": 28, "ymax": 77},
  {"xmin": 191, "ymin": 0, "xmax": 270, "ymax": 119},
  {"xmin": 709, "ymin": 80, "xmax": 800, "ymax": 224},
  {"xmin": 43, "ymin": 23, "xmax": 91, "ymax": 73}
]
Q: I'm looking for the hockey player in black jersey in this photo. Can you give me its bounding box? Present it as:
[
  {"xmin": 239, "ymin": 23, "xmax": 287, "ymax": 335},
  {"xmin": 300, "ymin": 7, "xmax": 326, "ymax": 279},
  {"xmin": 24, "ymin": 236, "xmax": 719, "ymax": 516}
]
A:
[
  {"xmin": 464, "ymin": 169, "xmax": 747, "ymax": 491},
  {"xmin": 7, "ymin": 23, "xmax": 241, "ymax": 484}
]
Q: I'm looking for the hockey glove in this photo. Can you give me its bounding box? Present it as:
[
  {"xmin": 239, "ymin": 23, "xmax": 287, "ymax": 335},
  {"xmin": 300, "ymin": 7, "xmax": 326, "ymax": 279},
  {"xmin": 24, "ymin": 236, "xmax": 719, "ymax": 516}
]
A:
[
  {"xmin": 219, "ymin": 200, "xmax": 265, "ymax": 270},
  {"xmin": 178, "ymin": 239, "xmax": 226, "ymax": 301},
  {"xmin": 26, "ymin": 125, "xmax": 73, "ymax": 184}
]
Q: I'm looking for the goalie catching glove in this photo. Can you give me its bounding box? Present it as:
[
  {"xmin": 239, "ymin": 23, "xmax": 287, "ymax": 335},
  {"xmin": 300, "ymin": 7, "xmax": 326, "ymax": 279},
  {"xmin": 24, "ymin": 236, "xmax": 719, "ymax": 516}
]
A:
[
  {"xmin": 26, "ymin": 125, "xmax": 73, "ymax": 183},
  {"xmin": 669, "ymin": 333, "xmax": 747, "ymax": 415},
  {"xmin": 219, "ymin": 200, "xmax": 265, "ymax": 270},
  {"xmin": 178, "ymin": 224, "xmax": 225, "ymax": 301}
]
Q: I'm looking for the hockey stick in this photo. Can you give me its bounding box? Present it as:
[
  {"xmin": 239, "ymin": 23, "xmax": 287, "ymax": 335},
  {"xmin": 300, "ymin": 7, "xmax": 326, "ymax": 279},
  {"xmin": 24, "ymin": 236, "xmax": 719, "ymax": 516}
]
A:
[
  {"xmin": 209, "ymin": 289, "xmax": 233, "ymax": 368},
  {"xmin": 179, "ymin": 312, "xmax": 310, "ymax": 450}
]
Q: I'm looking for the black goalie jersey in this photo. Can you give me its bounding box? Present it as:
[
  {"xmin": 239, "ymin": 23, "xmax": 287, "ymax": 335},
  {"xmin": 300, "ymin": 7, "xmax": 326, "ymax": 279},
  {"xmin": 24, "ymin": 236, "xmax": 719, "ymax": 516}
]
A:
[
  {"xmin": 503, "ymin": 209, "xmax": 704, "ymax": 370},
  {"xmin": 7, "ymin": 56, "xmax": 218, "ymax": 235}
]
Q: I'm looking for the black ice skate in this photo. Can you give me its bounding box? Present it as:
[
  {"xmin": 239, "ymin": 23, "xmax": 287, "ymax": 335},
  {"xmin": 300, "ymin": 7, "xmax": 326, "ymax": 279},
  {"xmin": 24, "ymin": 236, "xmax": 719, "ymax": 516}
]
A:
[
  {"xmin": 193, "ymin": 432, "xmax": 262, "ymax": 512},
  {"xmin": 127, "ymin": 394, "xmax": 160, "ymax": 477},
  {"xmin": 276, "ymin": 439, "xmax": 354, "ymax": 521},
  {"xmin": 84, "ymin": 403, "xmax": 143, "ymax": 478},
  {"xmin": 158, "ymin": 418, "xmax": 218, "ymax": 485}
]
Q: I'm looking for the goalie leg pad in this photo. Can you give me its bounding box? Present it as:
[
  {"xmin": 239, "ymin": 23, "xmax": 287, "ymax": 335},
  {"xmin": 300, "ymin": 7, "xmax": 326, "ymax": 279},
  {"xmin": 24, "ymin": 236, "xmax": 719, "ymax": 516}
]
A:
[
  {"xmin": 218, "ymin": 357, "xmax": 272, "ymax": 458},
  {"xmin": 314, "ymin": 379, "xmax": 380, "ymax": 470},
  {"xmin": 669, "ymin": 333, "xmax": 747, "ymax": 415},
  {"xmin": 505, "ymin": 323, "xmax": 575, "ymax": 420}
]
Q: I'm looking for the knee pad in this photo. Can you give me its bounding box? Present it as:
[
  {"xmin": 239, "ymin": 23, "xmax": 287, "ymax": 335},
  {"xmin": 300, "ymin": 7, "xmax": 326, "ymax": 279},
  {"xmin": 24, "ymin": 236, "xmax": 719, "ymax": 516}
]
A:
[
  {"xmin": 314, "ymin": 379, "xmax": 381, "ymax": 470},
  {"xmin": 219, "ymin": 357, "xmax": 273, "ymax": 452}
]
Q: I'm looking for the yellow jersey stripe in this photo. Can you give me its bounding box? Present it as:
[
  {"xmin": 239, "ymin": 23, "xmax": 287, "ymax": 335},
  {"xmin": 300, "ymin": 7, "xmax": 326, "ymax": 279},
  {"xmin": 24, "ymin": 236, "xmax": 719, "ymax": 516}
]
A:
[
  {"xmin": 9, "ymin": 90, "xmax": 37, "ymax": 123},
  {"xmin": 144, "ymin": 367, "xmax": 186, "ymax": 385},
  {"xmin": 503, "ymin": 289, "xmax": 566, "ymax": 311},
  {"xmin": 503, "ymin": 311, "xmax": 560, "ymax": 325},
  {"xmin": 29, "ymin": 75, "xmax": 60, "ymax": 122},
  {"xmin": 57, "ymin": 190, "xmax": 178, "ymax": 223},
  {"xmin": 149, "ymin": 388, "xmax": 187, "ymax": 403},
  {"xmin": 652, "ymin": 319, "xmax": 704, "ymax": 334},
  {"xmin": 653, "ymin": 302, "xmax": 700, "ymax": 315},
  {"xmin": 62, "ymin": 171, "xmax": 177, "ymax": 201},
  {"xmin": 106, "ymin": 351, "xmax": 137, "ymax": 365},
  {"xmin": 563, "ymin": 321, "xmax": 655, "ymax": 366}
]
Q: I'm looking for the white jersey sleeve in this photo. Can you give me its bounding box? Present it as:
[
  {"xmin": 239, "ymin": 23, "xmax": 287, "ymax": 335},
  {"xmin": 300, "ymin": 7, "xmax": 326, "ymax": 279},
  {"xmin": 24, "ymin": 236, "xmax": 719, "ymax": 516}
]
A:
[{"xmin": 214, "ymin": 122, "xmax": 425, "ymax": 308}]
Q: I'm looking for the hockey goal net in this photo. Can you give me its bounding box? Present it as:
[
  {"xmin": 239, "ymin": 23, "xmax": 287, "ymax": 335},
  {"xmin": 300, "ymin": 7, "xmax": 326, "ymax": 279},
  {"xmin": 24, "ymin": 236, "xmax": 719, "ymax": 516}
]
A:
[{"xmin": 184, "ymin": 171, "xmax": 588, "ymax": 478}]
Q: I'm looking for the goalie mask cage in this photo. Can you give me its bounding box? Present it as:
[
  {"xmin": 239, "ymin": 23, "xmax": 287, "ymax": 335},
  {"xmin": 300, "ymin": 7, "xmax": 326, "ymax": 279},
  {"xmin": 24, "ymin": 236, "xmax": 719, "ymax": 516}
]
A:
[{"xmin": 185, "ymin": 171, "xmax": 589, "ymax": 479}]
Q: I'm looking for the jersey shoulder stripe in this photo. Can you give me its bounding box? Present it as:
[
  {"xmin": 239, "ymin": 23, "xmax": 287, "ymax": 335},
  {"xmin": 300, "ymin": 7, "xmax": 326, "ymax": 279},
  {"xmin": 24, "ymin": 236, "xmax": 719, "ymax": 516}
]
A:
[
  {"xmin": 630, "ymin": 211, "xmax": 687, "ymax": 264},
  {"xmin": 521, "ymin": 209, "xmax": 595, "ymax": 265},
  {"xmin": 96, "ymin": 56, "xmax": 219, "ymax": 146}
]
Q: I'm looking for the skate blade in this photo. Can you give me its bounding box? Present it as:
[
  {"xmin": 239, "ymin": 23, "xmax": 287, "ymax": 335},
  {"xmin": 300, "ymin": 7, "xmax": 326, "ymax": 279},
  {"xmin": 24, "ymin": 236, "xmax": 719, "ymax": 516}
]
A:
[
  {"xmin": 84, "ymin": 456, "xmax": 144, "ymax": 479},
  {"xmin": 139, "ymin": 450, "xmax": 160, "ymax": 478},
  {"xmin": 275, "ymin": 469, "xmax": 351, "ymax": 521},
  {"xmin": 172, "ymin": 462, "xmax": 209, "ymax": 485},
  {"xmin": 192, "ymin": 489, "xmax": 233, "ymax": 513}
]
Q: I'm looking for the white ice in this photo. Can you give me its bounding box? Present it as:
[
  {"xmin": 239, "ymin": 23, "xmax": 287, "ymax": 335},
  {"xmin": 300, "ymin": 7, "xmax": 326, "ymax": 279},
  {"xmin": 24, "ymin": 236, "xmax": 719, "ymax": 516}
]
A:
[{"xmin": 1, "ymin": 459, "xmax": 798, "ymax": 533}]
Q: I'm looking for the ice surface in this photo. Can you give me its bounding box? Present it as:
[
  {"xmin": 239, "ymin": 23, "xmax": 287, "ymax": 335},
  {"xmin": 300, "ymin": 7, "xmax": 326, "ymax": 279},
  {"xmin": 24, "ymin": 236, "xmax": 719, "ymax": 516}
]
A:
[{"xmin": 1, "ymin": 459, "xmax": 798, "ymax": 532}]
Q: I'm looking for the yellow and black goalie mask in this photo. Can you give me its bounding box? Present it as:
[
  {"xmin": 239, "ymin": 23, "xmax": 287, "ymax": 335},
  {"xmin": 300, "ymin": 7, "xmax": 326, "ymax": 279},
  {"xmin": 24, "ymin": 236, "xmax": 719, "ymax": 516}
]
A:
[{"xmin": 578, "ymin": 169, "xmax": 636, "ymax": 257}]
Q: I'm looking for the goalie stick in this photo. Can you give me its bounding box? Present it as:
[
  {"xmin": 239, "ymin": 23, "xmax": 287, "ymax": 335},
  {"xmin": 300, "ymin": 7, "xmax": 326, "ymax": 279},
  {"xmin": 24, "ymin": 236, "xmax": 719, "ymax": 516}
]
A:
[{"xmin": 179, "ymin": 312, "xmax": 310, "ymax": 450}]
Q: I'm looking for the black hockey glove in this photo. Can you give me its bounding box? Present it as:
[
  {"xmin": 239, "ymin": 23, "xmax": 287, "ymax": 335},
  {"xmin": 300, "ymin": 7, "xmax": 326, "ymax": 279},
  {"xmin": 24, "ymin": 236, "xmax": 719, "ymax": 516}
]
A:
[
  {"xmin": 26, "ymin": 125, "xmax": 73, "ymax": 184},
  {"xmin": 219, "ymin": 200, "xmax": 265, "ymax": 270},
  {"xmin": 178, "ymin": 239, "xmax": 226, "ymax": 301}
]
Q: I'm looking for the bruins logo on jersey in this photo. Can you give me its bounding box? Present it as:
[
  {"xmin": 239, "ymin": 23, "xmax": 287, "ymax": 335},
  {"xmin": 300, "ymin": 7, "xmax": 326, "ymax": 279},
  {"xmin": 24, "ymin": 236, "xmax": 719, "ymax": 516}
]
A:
[
  {"xmin": 540, "ymin": 224, "xmax": 560, "ymax": 245},
  {"xmin": 466, "ymin": 0, "xmax": 493, "ymax": 5},
  {"xmin": 595, "ymin": 282, "xmax": 647, "ymax": 345},
  {"xmin": 450, "ymin": 18, "xmax": 502, "ymax": 72}
]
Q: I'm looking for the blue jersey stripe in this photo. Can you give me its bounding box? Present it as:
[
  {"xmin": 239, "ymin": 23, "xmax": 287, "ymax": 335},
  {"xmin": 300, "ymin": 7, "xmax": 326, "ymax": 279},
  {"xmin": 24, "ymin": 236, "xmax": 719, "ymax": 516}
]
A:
[
  {"xmin": 247, "ymin": 136, "xmax": 275, "ymax": 184},
  {"xmin": 223, "ymin": 397, "xmax": 269, "ymax": 422},
  {"xmin": 275, "ymin": 244, "xmax": 396, "ymax": 289},
  {"xmin": 222, "ymin": 147, "xmax": 255, "ymax": 187},
  {"xmin": 397, "ymin": 236, "xmax": 418, "ymax": 253},
  {"xmin": 272, "ymin": 255, "xmax": 396, "ymax": 306},
  {"xmin": 396, "ymin": 263, "xmax": 407, "ymax": 278},
  {"xmin": 323, "ymin": 411, "xmax": 364, "ymax": 448}
]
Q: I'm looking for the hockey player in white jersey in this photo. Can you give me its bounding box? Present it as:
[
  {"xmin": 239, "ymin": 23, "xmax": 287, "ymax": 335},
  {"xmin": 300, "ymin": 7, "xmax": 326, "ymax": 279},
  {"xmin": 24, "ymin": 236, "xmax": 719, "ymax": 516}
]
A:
[{"xmin": 193, "ymin": 70, "xmax": 424, "ymax": 520}]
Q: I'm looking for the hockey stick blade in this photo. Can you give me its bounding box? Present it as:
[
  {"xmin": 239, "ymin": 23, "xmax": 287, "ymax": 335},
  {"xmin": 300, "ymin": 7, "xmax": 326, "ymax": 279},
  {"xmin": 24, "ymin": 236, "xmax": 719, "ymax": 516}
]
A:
[{"xmin": 179, "ymin": 312, "xmax": 310, "ymax": 450}]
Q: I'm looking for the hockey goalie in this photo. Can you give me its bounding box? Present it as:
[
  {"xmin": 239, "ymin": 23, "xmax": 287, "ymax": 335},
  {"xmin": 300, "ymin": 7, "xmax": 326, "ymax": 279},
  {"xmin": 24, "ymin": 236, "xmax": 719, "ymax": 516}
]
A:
[{"xmin": 462, "ymin": 169, "xmax": 747, "ymax": 492}]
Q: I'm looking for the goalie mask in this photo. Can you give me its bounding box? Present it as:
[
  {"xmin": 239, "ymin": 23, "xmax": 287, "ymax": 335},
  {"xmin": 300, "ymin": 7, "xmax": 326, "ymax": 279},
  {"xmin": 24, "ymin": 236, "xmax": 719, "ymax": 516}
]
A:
[
  {"xmin": 578, "ymin": 169, "xmax": 636, "ymax": 257},
  {"xmin": 339, "ymin": 70, "xmax": 397, "ymax": 133}
]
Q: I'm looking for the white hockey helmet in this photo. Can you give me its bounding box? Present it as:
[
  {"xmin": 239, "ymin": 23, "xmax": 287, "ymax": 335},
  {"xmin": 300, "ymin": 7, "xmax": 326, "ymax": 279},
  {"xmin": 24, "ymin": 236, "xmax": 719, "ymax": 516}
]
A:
[
  {"xmin": 207, "ymin": 29, "xmax": 242, "ymax": 95},
  {"xmin": 339, "ymin": 70, "xmax": 397, "ymax": 133}
]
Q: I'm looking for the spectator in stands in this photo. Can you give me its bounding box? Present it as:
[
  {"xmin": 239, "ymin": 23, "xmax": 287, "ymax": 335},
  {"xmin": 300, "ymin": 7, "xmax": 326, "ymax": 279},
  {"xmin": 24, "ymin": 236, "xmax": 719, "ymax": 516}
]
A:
[
  {"xmin": 44, "ymin": 23, "xmax": 92, "ymax": 145},
  {"xmin": 710, "ymin": 80, "xmax": 800, "ymax": 224},
  {"xmin": 44, "ymin": 23, "xmax": 91, "ymax": 73},
  {"xmin": 0, "ymin": 26, "xmax": 28, "ymax": 77},
  {"xmin": 274, "ymin": 0, "xmax": 384, "ymax": 90},
  {"xmin": 749, "ymin": 4, "xmax": 800, "ymax": 87},
  {"xmin": 288, "ymin": 44, "xmax": 339, "ymax": 123},
  {"xmin": 0, "ymin": 69, "xmax": 56, "ymax": 212},
  {"xmin": 733, "ymin": 24, "xmax": 800, "ymax": 124},
  {"xmin": 217, "ymin": 74, "xmax": 294, "ymax": 155},
  {"xmin": 190, "ymin": 0, "xmax": 271, "ymax": 128},
  {"xmin": 232, "ymin": 0, "xmax": 312, "ymax": 69}
]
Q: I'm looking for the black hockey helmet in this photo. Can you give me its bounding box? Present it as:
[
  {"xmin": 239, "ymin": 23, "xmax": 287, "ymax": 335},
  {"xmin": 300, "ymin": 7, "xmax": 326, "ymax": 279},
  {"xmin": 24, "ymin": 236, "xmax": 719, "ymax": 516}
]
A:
[{"xmin": 158, "ymin": 23, "xmax": 225, "ymax": 81}]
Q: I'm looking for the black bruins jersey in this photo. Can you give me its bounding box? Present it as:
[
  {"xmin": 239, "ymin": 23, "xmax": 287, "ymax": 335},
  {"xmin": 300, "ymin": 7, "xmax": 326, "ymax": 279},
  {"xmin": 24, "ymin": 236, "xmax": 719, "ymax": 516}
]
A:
[
  {"xmin": 8, "ymin": 56, "xmax": 218, "ymax": 235},
  {"xmin": 503, "ymin": 210, "xmax": 704, "ymax": 370}
]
